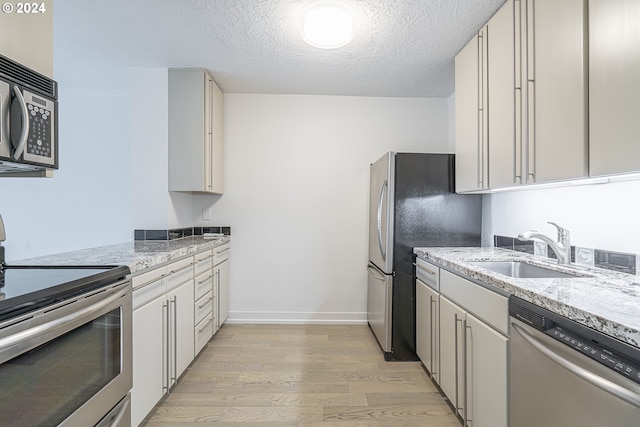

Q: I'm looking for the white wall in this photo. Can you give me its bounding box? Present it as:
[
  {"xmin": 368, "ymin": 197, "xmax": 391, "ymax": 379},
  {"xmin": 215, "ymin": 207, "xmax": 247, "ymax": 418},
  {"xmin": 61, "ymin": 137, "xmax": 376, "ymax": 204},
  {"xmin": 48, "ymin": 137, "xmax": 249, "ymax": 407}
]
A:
[
  {"xmin": 129, "ymin": 68, "xmax": 195, "ymax": 230},
  {"xmin": 194, "ymin": 94, "xmax": 450, "ymax": 323},
  {"xmin": 483, "ymin": 180, "xmax": 640, "ymax": 255},
  {"xmin": 0, "ymin": 89, "xmax": 132, "ymax": 261}
]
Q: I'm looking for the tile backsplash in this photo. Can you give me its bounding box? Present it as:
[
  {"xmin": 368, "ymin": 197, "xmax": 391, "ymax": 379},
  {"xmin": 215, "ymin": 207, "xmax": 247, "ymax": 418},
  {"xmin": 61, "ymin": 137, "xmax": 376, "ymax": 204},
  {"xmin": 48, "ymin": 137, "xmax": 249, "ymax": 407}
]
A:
[
  {"xmin": 493, "ymin": 234, "xmax": 638, "ymax": 275},
  {"xmin": 135, "ymin": 226, "xmax": 231, "ymax": 241}
]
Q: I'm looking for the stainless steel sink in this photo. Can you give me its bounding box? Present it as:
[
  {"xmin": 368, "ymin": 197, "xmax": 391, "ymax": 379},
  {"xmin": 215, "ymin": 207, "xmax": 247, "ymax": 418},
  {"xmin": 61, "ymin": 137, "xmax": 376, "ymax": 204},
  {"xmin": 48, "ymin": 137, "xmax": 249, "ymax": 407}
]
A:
[{"xmin": 469, "ymin": 261, "xmax": 583, "ymax": 279}]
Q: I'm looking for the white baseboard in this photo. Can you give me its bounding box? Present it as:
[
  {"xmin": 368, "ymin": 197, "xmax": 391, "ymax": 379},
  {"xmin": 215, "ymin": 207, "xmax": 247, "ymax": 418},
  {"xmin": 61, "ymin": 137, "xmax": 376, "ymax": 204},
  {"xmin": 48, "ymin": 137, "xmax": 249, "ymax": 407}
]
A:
[{"xmin": 226, "ymin": 311, "xmax": 368, "ymax": 324}]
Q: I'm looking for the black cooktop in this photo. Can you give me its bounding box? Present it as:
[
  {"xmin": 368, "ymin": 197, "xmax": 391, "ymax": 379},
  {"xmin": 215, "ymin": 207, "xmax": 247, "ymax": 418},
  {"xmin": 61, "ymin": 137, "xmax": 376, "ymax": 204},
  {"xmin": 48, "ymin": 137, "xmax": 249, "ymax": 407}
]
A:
[{"xmin": 0, "ymin": 264, "xmax": 131, "ymax": 322}]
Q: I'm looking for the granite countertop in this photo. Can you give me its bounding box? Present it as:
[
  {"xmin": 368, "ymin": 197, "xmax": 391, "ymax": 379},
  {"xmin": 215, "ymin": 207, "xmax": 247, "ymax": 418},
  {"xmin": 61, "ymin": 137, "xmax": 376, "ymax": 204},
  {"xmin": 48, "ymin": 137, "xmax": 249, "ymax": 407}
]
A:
[
  {"xmin": 414, "ymin": 247, "xmax": 640, "ymax": 349},
  {"xmin": 12, "ymin": 236, "xmax": 231, "ymax": 274}
]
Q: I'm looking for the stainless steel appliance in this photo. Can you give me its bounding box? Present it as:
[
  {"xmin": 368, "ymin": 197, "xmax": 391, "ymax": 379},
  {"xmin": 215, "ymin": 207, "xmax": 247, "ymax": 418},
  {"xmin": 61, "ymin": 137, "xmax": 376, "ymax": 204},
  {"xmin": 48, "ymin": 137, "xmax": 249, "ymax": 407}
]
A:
[
  {"xmin": 0, "ymin": 217, "xmax": 132, "ymax": 426},
  {"xmin": 510, "ymin": 296, "xmax": 640, "ymax": 426},
  {"xmin": 367, "ymin": 152, "xmax": 482, "ymax": 360},
  {"xmin": 0, "ymin": 53, "xmax": 58, "ymax": 174}
]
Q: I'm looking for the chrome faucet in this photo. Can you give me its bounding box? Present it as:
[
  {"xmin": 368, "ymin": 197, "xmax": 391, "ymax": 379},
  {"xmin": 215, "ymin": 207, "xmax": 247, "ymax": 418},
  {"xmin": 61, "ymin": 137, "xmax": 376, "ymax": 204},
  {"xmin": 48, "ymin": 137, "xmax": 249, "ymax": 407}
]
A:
[{"xmin": 518, "ymin": 222, "xmax": 571, "ymax": 265}]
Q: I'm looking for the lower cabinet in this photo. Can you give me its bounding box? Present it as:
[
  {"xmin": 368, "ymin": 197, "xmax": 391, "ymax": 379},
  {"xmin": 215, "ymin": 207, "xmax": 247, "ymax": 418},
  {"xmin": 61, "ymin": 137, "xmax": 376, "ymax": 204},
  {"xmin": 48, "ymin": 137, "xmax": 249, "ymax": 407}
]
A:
[
  {"xmin": 416, "ymin": 278, "xmax": 440, "ymax": 383},
  {"xmin": 438, "ymin": 270, "xmax": 509, "ymax": 427},
  {"xmin": 213, "ymin": 243, "xmax": 230, "ymax": 328},
  {"xmin": 131, "ymin": 257, "xmax": 194, "ymax": 426},
  {"xmin": 417, "ymin": 260, "xmax": 508, "ymax": 427}
]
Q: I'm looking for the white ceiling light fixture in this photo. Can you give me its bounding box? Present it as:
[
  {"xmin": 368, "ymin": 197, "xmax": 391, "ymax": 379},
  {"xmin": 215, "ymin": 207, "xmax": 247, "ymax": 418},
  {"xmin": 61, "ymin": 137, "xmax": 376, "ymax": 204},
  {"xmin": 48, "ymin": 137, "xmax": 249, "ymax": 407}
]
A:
[{"xmin": 301, "ymin": 3, "xmax": 354, "ymax": 49}]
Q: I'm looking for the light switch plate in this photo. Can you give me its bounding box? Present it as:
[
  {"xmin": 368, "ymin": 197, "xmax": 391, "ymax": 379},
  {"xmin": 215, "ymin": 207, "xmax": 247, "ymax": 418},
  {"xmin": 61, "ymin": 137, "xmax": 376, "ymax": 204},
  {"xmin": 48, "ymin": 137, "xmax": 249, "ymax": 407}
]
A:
[{"xmin": 202, "ymin": 207, "xmax": 212, "ymax": 221}]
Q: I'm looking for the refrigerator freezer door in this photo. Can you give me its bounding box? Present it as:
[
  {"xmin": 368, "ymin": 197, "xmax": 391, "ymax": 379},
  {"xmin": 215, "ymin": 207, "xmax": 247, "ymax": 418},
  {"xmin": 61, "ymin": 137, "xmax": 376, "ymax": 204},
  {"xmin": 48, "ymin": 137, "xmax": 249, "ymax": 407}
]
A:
[
  {"xmin": 369, "ymin": 152, "xmax": 394, "ymax": 274},
  {"xmin": 367, "ymin": 263, "xmax": 392, "ymax": 353}
]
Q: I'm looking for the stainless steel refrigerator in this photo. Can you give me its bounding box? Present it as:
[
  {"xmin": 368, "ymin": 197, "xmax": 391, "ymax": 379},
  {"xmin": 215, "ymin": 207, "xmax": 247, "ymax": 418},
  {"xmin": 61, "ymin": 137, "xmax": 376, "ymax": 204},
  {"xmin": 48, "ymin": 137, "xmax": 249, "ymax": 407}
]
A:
[{"xmin": 367, "ymin": 152, "xmax": 482, "ymax": 361}]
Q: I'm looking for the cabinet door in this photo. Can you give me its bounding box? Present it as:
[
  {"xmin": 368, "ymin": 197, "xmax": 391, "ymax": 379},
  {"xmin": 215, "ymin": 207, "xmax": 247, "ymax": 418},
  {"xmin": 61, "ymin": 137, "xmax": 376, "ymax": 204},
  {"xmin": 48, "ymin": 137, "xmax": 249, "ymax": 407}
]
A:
[
  {"xmin": 455, "ymin": 31, "xmax": 488, "ymax": 193},
  {"xmin": 416, "ymin": 280, "xmax": 439, "ymax": 383},
  {"xmin": 217, "ymin": 259, "xmax": 230, "ymax": 325},
  {"xmin": 439, "ymin": 296, "xmax": 467, "ymax": 420},
  {"xmin": 589, "ymin": 0, "xmax": 640, "ymax": 176},
  {"xmin": 465, "ymin": 313, "xmax": 508, "ymax": 427},
  {"xmin": 526, "ymin": 0, "xmax": 588, "ymax": 183},
  {"xmin": 168, "ymin": 279, "xmax": 195, "ymax": 383},
  {"xmin": 131, "ymin": 294, "xmax": 166, "ymax": 426},
  {"xmin": 208, "ymin": 75, "xmax": 225, "ymax": 194},
  {"xmin": 488, "ymin": 0, "xmax": 518, "ymax": 189}
]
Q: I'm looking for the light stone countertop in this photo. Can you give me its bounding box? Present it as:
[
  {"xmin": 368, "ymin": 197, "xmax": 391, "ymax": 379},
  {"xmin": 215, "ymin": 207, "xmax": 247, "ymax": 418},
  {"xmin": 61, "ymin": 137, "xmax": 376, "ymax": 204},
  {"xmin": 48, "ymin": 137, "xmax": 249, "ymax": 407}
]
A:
[
  {"xmin": 414, "ymin": 247, "xmax": 640, "ymax": 349},
  {"xmin": 11, "ymin": 236, "xmax": 231, "ymax": 275}
]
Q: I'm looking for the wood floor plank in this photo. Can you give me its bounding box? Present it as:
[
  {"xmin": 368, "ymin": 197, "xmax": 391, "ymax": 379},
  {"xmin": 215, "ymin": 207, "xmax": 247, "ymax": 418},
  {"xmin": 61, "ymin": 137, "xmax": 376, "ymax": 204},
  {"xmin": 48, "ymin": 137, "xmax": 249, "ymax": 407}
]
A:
[{"xmin": 142, "ymin": 324, "xmax": 460, "ymax": 426}]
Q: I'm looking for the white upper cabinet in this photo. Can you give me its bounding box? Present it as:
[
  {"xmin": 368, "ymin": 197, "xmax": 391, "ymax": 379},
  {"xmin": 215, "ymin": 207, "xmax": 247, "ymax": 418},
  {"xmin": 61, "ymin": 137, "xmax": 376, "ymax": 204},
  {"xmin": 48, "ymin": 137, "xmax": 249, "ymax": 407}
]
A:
[
  {"xmin": 169, "ymin": 69, "xmax": 224, "ymax": 194},
  {"xmin": 455, "ymin": 29, "xmax": 489, "ymax": 193},
  {"xmin": 487, "ymin": 0, "xmax": 518, "ymax": 189},
  {"xmin": 456, "ymin": 0, "xmax": 588, "ymax": 191},
  {"xmin": 524, "ymin": 0, "xmax": 588, "ymax": 184},
  {"xmin": 589, "ymin": 0, "xmax": 640, "ymax": 177}
]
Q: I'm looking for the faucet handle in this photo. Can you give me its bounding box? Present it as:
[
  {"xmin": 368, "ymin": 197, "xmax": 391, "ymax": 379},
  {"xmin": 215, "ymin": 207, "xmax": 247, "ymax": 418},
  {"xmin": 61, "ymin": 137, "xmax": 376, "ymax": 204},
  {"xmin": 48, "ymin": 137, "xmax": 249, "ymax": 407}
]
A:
[{"xmin": 547, "ymin": 221, "xmax": 569, "ymax": 243}]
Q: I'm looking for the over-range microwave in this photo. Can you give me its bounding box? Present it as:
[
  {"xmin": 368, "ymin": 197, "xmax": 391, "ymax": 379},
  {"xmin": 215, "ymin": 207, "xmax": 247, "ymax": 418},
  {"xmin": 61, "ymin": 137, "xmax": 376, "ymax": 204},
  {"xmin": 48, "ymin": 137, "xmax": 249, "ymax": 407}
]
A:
[{"xmin": 0, "ymin": 53, "xmax": 58, "ymax": 174}]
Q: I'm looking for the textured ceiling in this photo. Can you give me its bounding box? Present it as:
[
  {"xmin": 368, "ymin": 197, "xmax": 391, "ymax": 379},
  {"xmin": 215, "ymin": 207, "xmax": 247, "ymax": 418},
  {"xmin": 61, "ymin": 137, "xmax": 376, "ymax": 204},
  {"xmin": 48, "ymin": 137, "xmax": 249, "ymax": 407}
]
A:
[{"xmin": 55, "ymin": 0, "xmax": 505, "ymax": 97}]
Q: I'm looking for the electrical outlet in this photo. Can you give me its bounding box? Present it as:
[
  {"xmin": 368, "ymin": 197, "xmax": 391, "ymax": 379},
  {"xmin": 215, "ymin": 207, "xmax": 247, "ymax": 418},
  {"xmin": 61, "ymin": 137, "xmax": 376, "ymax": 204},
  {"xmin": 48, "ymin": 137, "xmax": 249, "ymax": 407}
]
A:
[
  {"xmin": 202, "ymin": 207, "xmax": 212, "ymax": 221},
  {"xmin": 575, "ymin": 247, "xmax": 594, "ymax": 267},
  {"xmin": 534, "ymin": 241, "xmax": 548, "ymax": 258}
]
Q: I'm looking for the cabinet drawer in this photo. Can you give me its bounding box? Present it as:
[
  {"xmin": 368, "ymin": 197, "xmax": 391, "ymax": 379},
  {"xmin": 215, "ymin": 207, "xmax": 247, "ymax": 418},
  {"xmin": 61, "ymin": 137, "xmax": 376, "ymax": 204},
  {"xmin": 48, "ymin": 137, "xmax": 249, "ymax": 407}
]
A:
[
  {"xmin": 195, "ymin": 290, "xmax": 213, "ymax": 325},
  {"xmin": 195, "ymin": 313, "xmax": 214, "ymax": 355},
  {"xmin": 132, "ymin": 265, "xmax": 167, "ymax": 290},
  {"xmin": 194, "ymin": 270, "xmax": 214, "ymax": 301},
  {"xmin": 440, "ymin": 269, "xmax": 508, "ymax": 335},
  {"xmin": 213, "ymin": 244, "xmax": 230, "ymax": 266},
  {"xmin": 194, "ymin": 250, "xmax": 213, "ymax": 276},
  {"xmin": 132, "ymin": 276, "xmax": 167, "ymax": 310},
  {"xmin": 167, "ymin": 257, "xmax": 194, "ymax": 291},
  {"xmin": 416, "ymin": 257, "xmax": 440, "ymax": 291}
]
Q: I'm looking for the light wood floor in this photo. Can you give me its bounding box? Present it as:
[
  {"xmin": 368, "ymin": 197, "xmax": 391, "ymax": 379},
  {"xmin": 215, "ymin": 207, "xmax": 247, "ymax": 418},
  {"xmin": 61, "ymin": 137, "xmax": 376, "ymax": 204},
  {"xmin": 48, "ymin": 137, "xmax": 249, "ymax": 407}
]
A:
[{"xmin": 142, "ymin": 324, "xmax": 460, "ymax": 426}]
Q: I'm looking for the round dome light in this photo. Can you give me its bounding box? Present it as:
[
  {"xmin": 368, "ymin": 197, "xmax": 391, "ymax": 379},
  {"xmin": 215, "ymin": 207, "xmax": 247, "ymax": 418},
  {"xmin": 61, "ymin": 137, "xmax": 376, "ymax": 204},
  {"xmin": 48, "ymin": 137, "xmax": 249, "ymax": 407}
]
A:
[{"xmin": 301, "ymin": 4, "xmax": 354, "ymax": 49}]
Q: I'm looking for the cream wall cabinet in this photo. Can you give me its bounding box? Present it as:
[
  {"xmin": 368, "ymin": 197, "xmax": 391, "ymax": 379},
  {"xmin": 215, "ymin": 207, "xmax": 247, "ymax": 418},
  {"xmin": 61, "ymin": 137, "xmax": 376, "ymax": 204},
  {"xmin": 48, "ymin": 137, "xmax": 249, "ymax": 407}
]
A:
[
  {"xmin": 521, "ymin": 0, "xmax": 588, "ymax": 184},
  {"xmin": 456, "ymin": 0, "xmax": 588, "ymax": 191},
  {"xmin": 589, "ymin": 0, "xmax": 640, "ymax": 176},
  {"xmin": 169, "ymin": 69, "xmax": 224, "ymax": 194},
  {"xmin": 438, "ymin": 270, "xmax": 508, "ymax": 427},
  {"xmin": 455, "ymin": 29, "xmax": 489, "ymax": 193},
  {"xmin": 487, "ymin": 0, "xmax": 518, "ymax": 189}
]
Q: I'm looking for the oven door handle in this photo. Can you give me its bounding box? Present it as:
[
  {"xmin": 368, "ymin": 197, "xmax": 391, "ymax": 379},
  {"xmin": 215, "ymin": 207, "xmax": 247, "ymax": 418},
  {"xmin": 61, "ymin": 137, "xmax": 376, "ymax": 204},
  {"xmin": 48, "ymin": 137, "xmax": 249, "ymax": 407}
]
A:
[
  {"xmin": 0, "ymin": 286, "xmax": 125, "ymax": 358},
  {"xmin": 512, "ymin": 322, "xmax": 640, "ymax": 409}
]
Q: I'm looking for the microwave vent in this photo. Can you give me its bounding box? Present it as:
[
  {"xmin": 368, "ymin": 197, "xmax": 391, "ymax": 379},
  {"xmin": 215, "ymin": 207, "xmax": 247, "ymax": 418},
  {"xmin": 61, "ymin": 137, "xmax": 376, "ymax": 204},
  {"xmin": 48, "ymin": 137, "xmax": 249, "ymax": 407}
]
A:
[{"xmin": 0, "ymin": 54, "xmax": 57, "ymax": 99}]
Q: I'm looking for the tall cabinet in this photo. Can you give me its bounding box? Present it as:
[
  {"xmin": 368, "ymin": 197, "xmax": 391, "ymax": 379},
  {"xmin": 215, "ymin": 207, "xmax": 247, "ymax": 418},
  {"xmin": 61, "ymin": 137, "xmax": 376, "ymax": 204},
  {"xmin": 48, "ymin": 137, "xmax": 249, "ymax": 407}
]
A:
[{"xmin": 169, "ymin": 69, "xmax": 224, "ymax": 194}]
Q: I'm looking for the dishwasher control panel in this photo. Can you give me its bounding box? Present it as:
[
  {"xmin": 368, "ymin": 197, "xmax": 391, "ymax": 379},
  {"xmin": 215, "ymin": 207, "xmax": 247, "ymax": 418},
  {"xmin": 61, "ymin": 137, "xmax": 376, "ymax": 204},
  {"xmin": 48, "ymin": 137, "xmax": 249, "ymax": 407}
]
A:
[
  {"xmin": 510, "ymin": 295, "xmax": 640, "ymax": 387},
  {"xmin": 547, "ymin": 326, "xmax": 640, "ymax": 385}
]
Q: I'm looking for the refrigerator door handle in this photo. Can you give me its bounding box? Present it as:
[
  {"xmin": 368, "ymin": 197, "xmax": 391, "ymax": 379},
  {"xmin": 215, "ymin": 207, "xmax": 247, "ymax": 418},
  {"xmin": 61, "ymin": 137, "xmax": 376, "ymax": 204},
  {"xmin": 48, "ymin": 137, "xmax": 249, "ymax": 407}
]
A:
[
  {"xmin": 367, "ymin": 264, "xmax": 386, "ymax": 281},
  {"xmin": 377, "ymin": 179, "xmax": 388, "ymax": 262}
]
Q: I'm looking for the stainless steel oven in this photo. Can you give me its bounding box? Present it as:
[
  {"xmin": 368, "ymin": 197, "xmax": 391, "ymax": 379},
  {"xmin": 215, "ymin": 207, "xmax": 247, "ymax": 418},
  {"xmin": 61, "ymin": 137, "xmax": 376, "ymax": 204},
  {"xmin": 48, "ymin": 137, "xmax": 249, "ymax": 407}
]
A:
[{"xmin": 0, "ymin": 266, "xmax": 132, "ymax": 427}]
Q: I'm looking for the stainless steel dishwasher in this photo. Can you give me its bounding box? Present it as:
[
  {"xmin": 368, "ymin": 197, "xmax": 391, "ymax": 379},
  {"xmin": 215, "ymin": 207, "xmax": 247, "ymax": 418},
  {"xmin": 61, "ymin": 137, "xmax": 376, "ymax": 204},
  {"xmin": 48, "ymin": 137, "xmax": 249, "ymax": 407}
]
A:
[{"xmin": 509, "ymin": 296, "xmax": 640, "ymax": 427}]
